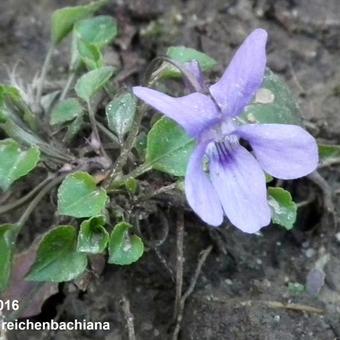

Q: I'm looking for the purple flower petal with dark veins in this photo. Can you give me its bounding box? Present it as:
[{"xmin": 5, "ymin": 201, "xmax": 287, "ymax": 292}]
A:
[
  {"xmin": 209, "ymin": 29, "xmax": 267, "ymax": 117},
  {"xmin": 185, "ymin": 141, "xmax": 223, "ymax": 226},
  {"xmin": 236, "ymin": 124, "xmax": 318, "ymax": 179},
  {"xmin": 209, "ymin": 142, "xmax": 271, "ymax": 233},
  {"xmin": 133, "ymin": 29, "xmax": 319, "ymax": 233}
]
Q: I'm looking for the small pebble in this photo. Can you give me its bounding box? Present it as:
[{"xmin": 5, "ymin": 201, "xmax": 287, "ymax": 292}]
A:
[
  {"xmin": 335, "ymin": 232, "xmax": 340, "ymax": 243},
  {"xmin": 305, "ymin": 248, "xmax": 316, "ymax": 258}
]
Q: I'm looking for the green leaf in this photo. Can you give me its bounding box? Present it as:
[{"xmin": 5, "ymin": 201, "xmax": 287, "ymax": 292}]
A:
[
  {"xmin": 74, "ymin": 15, "xmax": 118, "ymax": 48},
  {"xmin": 50, "ymin": 98, "xmax": 83, "ymax": 125},
  {"xmin": 0, "ymin": 85, "xmax": 36, "ymax": 130},
  {"xmin": 108, "ymin": 222, "xmax": 144, "ymax": 265},
  {"xmin": 51, "ymin": 0, "xmax": 108, "ymax": 45},
  {"xmin": 241, "ymin": 70, "xmax": 302, "ymax": 125},
  {"xmin": 77, "ymin": 39, "xmax": 103, "ymax": 69},
  {"xmin": 0, "ymin": 224, "xmax": 17, "ymax": 291},
  {"xmin": 77, "ymin": 216, "xmax": 109, "ymax": 254},
  {"xmin": 75, "ymin": 66, "xmax": 114, "ymax": 102},
  {"xmin": 57, "ymin": 171, "xmax": 108, "ymax": 218},
  {"xmin": 163, "ymin": 46, "xmax": 217, "ymax": 78},
  {"xmin": 106, "ymin": 92, "xmax": 137, "ymax": 142},
  {"xmin": 146, "ymin": 117, "xmax": 195, "ymax": 176},
  {"xmin": 268, "ymin": 187, "xmax": 297, "ymax": 230},
  {"xmin": 26, "ymin": 225, "xmax": 88, "ymax": 282},
  {"xmin": 0, "ymin": 139, "xmax": 40, "ymax": 191},
  {"xmin": 318, "ymin": 144, "xmax": 340, "ymax": 164}
]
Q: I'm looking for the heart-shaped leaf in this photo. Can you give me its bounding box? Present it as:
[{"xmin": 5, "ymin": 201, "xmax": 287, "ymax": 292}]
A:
[
  {"xmin": 146, "ymin": 117, "xmax": 195, "ymax": 176},
  {"xmin": 108, "ymin": 222, "xmax": 144, "ymax": 265},
  {"xmin": 77, "ymin": 216, "xmax": 109, "ymax": 254},
  {"xmin": 51, "ymin": 0, "xmax": 108, "ymax": 45},
  {"xmin": 75, "ymin": 66, "xmax": 114, "ymax": 102},
  {"xmin": 241, "ymin": 70, "xmax": 302, "ymax": 125},
  {"xmin": 268, "ymin": 187, "xmax": 297, "ymax": 230},
  {"xmin": 106, "ymin": 92, "xmax": 137, "ymax": 142},
  {"xmin": 57, "ymin": 171, "xmax": 108, "ymax": 218},
  {"xmin": 0, "ymin": 139, "xmax": 40, "ymax": 191},
  {"xmin": 162, "ymin": 46, "xmax": 217, "ymax": 78},
  {"xmin": 26, "ymin": 226, "xmax": 88, "ymax": 282},
  {"xmin": 50, "ymin": 98, "xmax": 83, "ymax": 125},
  {"xmin": 74, "ymin": 15, "xmax": 118, "ymax": 48},
  {"xmin": 0, "ymin": 224, "xmax": 17, "ymax": 291}
]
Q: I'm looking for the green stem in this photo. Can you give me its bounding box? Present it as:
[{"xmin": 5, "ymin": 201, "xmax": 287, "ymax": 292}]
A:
[
  {"xmin": 96, "ymin": 121, "xmax": 120, "ymax": 146},
  {"xmin": 16, "ymin": 174, "xmax": 66, "ymax": 230},
  {"xmin": 60, "ymin": 72, "xmax": 76, "ymax": 101},
  {"xmin": 108, "ymin": 162, "xmax": 152, "ymax": 191},
  {"xmin": 87, "ymin": 101, "xmax": 109, "ymax": 160},
  {"xmin": 36, "ymin": 45, "xmax": 54, "ymax": 107},
  {"xmin": 0, "ymin": 175, "xmax": 53, "ymax": 215}
]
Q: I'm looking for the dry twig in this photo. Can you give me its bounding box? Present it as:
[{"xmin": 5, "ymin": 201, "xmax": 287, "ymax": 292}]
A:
[
  {"xmin": 121, "ymin": 295, "xmax": 136, "ymax": 340},
  {"xmin": 172, "ymin": 245, "xmax": 213, "ymax": 340}
]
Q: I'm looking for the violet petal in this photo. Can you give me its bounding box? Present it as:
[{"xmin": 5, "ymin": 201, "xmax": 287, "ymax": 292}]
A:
[
  {"xmin": 184, "ymin": 60, "xmax": 207, "ymax": 93},
  {"xmin": 133, "ymin": 86, "xmax": 220, "ymax": 138},
  {"xmin": 209, "ymin": 29, "xmax": 267, "ymax": 117},
  {"xmin": 209, "ymin": 143, "xmax": 271, "ymax": 233},
  {"xmin": 236, "ymin": 124, "xmax": 319, "ymax": 179},
  {"xmin": 185, "ymin": 141, "xmax": 224, "ymax": 226}
]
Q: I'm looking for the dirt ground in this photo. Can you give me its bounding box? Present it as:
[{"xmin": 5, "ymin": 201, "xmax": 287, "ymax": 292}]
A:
[{"xmin": 1, "ymin": 0, "xmax": 340, "ymax": 339}]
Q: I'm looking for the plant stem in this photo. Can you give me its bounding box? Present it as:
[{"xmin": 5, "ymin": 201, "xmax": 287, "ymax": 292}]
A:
[
  {"xmin": 16, "ymin": 174, "xmax": 66, "ymax": 230},
  {"xmin": 107, "ymin": 163, "xmax": 152, "ymax": 192},
  {"xmin": 59, "ymin": 72, "xmax": 76, "ymax": 101},
  {"xmin": 106, "ymin": 104, "xmax": 145, "ymax": 187},
  {"xmin": 87, "ymin": 101, "xmax": 109, "ymax": 160},
  {"xmin": 36, "ymin": 44, "xmax": 54, "ymax": 108},
  {"xmin": 96, "ymin": 121, "xmax": 120, "ymax": 146},
  {"xmin": 0, "ymin": 175, "xmax": 53, "ymax": 215},
  {"xmin": 174, "ymin": 211, "xmax": 184, "ymax": 320}
]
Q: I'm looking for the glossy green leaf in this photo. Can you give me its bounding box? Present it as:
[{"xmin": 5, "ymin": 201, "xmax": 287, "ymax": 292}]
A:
[
  {"xmin": 163, "ymin": 46, "xmax": 217, "ymax": 78},
  {"xmin": 0, "ymin": 139, "xmax": 40, "ymax": 191},
  {"xmin": 241, "ymin": 70, "xmax": 302, "ymax": 125},
  {"xmin": 0, "ymin": 224, "xmax": 17, "ymax": 291},
  {"xmin": 50, "ymin": 98, "xmax": 83, "ymax": 125},
  {"xmin": 146, "ymin": 117, "xmax": 195, "ymax": 176},
  {"xmin": 268, "ymin": 187, "xmax": 297, "ymax": 230},
  {"xmin": 26, "ymin": 226, "xmax": 88, "ymax": 282},
  {"xmin": 51, "ymin": 0, "xmax": 108, "ymax": 45},
  {"xmin": 70, "ymin": 15, "xmax": 116, "ymax": 71},
  {"xmin": 108, "ymin": 222, "xmax": 144, "ymax": 265},
  {"xmin": 57, "ymin": 171, "xmax": 108, "ymax": 218},
  {"xmin": 74, "ymin": 15, "xmax": 118, "ymax": 48},
  {"xmin": 75, "ymin": 66, "xmax": 114, "ymax": 102},
  {"xmin": 318, "ymin": 144, "xmax": 340, "ymax": 165},
  {"xmin": 77, "ymin": 216, "xmax": 109, "ymax": 254},
  {"xmin": 106, "ymin": 92, "xmax": 137, "ymax": 142}
]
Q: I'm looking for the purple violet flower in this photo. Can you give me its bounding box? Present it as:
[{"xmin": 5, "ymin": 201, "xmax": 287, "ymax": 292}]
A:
[{"xmin": 132, "ymin": 29, "xmax": 318, "ymax": 233}]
